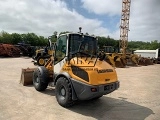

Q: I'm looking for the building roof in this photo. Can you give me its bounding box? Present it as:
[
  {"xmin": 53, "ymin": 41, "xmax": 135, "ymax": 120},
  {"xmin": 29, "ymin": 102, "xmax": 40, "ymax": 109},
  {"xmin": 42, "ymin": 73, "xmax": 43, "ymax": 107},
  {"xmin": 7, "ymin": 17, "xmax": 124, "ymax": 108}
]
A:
[{"xmin": 134, "ymin": 50, "xmax": 156, "ymax": 53}]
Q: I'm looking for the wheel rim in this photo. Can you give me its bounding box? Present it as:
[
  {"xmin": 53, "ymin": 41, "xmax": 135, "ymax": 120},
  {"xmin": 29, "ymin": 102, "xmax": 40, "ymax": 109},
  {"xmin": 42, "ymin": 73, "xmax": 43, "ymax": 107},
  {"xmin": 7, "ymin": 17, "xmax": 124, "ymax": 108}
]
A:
[
  {"xmin": 59, "ymin": 86, "xmax": 66, "ymax": 100},
  {"xmin": 39, "ymin": 58, "xmax": 45, "ymax": 65},
  {"xmin": 34, "ymin": 76, "xmax": 40, "ymax": 86}
]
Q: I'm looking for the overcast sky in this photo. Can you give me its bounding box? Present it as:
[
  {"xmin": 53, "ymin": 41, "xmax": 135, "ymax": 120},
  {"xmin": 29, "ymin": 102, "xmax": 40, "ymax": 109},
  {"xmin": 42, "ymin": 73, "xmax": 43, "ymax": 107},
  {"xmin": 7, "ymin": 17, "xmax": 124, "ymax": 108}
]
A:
[{"xmin": 0, "ymin": 0, "xmax": 160, "ymax": 42}]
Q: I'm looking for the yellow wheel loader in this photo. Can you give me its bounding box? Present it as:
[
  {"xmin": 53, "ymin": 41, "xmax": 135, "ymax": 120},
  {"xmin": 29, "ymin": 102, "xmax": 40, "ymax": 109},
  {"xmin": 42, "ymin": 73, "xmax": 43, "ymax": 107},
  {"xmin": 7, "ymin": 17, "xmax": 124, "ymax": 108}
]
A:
[
  {"xmin": 33, "ymin": 38, "xmax": 54, "ymax": 66},
  {"xmin": 103, "ymin": 46, "xmax": 140, "ymax": 67},
  {"xmin": 21, "ymin": 30, "xmax": 120, "ymax": 107},
  {"xmin": 123, "ymin": 53, "xmax": 139, "ymax": 66},
  {"xmin": 103, "ymin": 46, "xmax": 126, "ymax": 68}
]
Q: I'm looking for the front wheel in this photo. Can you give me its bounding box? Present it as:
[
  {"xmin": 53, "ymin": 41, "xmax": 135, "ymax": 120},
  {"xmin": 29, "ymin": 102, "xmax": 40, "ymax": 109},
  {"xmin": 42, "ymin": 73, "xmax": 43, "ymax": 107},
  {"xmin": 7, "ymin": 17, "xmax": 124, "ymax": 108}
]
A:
[
  {"xmin": 37, "ymin": 56, "xmax": 45, "ymax": 66},
  {"xmin": 55, "ymin": 77, "xmax": 74, "ymax": 107},
  {"xmin": 33, "ymin": 66, "xmax": 49, "ymax": 91}
]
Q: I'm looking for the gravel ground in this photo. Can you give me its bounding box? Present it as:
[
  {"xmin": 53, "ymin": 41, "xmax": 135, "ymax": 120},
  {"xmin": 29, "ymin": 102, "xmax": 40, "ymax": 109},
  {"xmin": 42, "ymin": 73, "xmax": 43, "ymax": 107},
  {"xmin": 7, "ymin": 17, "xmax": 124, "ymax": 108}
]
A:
[{"xmin": 0, "ymin": 57, "xmax": 160, "ymax": 120}]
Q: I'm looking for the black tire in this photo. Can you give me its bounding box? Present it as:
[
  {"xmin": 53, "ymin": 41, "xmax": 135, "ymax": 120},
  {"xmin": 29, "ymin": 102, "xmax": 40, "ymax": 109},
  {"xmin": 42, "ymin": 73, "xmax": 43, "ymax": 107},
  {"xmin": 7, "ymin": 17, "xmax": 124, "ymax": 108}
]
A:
[
  {"xmin": 33, "ymin": 66, "xmax": 49, "ymax": 91},
  {"xmin": 55, "ymin": 77, "xmax": 74, "ymax": 107},
  {"xmin": 37, "ymin": 56, "xmax": 45, "ymax": 66}
]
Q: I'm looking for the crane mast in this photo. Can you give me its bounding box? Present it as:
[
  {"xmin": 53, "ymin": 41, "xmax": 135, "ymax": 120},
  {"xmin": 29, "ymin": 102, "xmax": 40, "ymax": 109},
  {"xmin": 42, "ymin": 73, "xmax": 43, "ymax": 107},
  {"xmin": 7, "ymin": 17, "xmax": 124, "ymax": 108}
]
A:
[{"xmin": 119, "ymin": 0, "xmax": 131, "ymax": 55}]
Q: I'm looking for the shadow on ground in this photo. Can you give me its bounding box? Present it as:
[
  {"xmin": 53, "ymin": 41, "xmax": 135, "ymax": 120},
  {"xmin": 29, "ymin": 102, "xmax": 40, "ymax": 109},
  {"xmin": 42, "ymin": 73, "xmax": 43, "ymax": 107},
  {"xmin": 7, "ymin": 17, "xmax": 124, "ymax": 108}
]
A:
[
  {"xmin": 30, "ymin": 86, "xmax": 154, "ymax": 120},
  {"xmin": 41, "ymin": 87, "xmax": 55, "ymax": 96},
  {"xmin": 68, "ymin": 96, "xmax": 154, "ymax": 120},
  {"xmin": 24, "ymin": 85, "xmax": 55, "ymax": 96}
]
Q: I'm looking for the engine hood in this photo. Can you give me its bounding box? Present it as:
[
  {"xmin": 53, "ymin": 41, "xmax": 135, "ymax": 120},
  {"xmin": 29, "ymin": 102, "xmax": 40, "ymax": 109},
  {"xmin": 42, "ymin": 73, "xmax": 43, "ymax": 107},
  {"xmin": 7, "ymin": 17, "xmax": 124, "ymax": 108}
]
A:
[{"xmin": 63, "ymin": 57, "xmax": 118, "ymax": 85}]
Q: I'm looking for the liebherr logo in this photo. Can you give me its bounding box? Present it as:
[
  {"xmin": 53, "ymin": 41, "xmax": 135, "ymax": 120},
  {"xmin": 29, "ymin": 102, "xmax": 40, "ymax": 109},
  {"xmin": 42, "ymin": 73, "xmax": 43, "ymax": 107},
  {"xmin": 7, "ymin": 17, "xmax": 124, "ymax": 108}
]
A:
[{"xmin": 97, "ymin": 69, "xmax": 113, "ymax": 73}]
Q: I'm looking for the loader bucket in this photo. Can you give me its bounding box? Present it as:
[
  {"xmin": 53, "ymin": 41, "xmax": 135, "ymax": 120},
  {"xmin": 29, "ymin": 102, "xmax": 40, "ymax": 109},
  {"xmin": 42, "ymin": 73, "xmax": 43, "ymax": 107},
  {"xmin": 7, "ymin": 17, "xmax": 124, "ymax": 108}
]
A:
[
  {"xmin": 20, "ymin": 68, "xmax": 36, "ymax": 86},
  {"xmin": 138, "ymin": 57, "xmax": 148, "ymax": 66},
  {"xmin": 105, "ymin": 56, "xmax": 123, "ymax": 68},
  {"xmin": 105, "ymin": 54, "xmax": 126, "ymax": 68},
  {"xmin": 105, "ymin": 56, "xmax": 113, "ymax": 66},
  {"xmin": 115, "ymin": 57, "xmax": 126, "ymax": 68},
  {"xmin": 120, "ymin": 56, "xmax": 127, "ymax": 66},
  {"xmin": 144, "ymin": 58, "xmax": 153, "ymax": 65},
  {"xmin": 126, "ymin": 55, "xmax": 138, "ymax": 66},
  {"xmin": 151, "ymin": 58, "xmax": 157, "ymax": 64}
]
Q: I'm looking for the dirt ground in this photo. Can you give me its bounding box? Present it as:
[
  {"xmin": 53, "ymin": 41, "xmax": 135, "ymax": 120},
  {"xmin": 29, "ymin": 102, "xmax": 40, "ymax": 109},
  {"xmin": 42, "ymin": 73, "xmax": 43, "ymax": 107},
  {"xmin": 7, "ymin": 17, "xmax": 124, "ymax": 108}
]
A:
[{"xmin": 0, "ymin": 57, "xmax": 160, "ymax": 120}]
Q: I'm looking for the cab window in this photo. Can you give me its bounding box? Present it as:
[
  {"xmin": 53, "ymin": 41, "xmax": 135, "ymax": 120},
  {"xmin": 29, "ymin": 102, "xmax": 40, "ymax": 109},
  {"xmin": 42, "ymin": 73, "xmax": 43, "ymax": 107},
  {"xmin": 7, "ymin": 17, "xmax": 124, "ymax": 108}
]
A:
[{"xmin": 55, "ymin": 35, "xmax": 67, "ymax": 64}]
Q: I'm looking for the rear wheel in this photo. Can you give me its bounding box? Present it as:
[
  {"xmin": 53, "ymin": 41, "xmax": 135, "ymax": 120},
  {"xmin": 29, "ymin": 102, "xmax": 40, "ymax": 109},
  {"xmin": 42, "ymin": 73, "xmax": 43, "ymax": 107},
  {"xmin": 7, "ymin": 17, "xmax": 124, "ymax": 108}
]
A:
[
  {"xmin": 55, "ymin": 77, "xmax": 74, "ymax": 107},
  {"xmin": 37, "ymin": 56, "xmax": 45, "ymax": 66},
  {"xmin": 33, "ymin": 66, "xmax": 48, "ymax": 91}
]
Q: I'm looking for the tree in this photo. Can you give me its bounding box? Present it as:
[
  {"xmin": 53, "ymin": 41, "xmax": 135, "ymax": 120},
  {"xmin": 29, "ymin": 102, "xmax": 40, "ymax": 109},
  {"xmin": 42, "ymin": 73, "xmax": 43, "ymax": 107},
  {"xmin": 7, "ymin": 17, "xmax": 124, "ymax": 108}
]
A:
[
  {"xmin": 11, "ymin": 33, "xmax": 22, "ymax": 44},
  {"xmin": 0, "ymin": 30, "xmax": 159, "ymax": 50},
  {"xmin": 21, "ymin": 33, "xmax": 39, "ymax": 46},
  {"xmin": 51, "ymin": 31, "xmax": 58, "ymax": 42},
  {"xmin": 27, "ymin": 33, "xmax": 39, "ymax": 46},
  {"xmin": 38, "ymin": 36, "xmax": 48, "ymax": 46},
  {"xmin": 149, "ymin": 40, "xmax": 159, "ymax": 50},
  {"xmin": 0, "ymin": 31, "xmax": 12, "ymax": 44}
]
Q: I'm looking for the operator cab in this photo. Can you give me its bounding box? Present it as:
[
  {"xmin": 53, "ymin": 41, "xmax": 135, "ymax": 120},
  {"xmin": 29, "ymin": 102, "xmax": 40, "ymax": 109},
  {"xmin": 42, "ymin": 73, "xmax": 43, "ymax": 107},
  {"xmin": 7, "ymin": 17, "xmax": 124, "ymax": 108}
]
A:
[{"xmin": 54, "ymin": 33, "xmax": 98, "ymax": 65}]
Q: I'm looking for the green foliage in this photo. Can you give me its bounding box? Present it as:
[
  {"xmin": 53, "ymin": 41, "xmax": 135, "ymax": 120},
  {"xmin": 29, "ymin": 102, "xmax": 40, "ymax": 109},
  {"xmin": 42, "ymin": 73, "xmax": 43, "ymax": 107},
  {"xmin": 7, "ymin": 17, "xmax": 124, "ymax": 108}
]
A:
[
  {"xmin": 97, "ymin": 36, "xmax": 119, "ymax": 49},
  {"xmin": 128, "ymin": 40, "xmax": 160, "ymax": 50},
  {"xmin": 38, "ymin": 36, "xmax": 48, "ymax": 46},
  {"xmin": 23, "ymin": 33, "xmax": 39, "ymax": 46},
  {"xmin": 0, "ymin": 30, "xmax": 159, "ymax": 50},
  {"xmin": 11, "ymin": 33, "xmax": 22, "ymax": 44},
  {"xmin": 149, "ymin": 40, "xmax": 160, "ymax": 49},
  {"xmin": 50, "ymin": 35, "xmax": 57, "ymax": 43},
  {"xmin": 0, "ymin": 31, "xmax": 13, "ymax": 44},
  {"xmin": 0, "ymin": 31, "xmax": 48, "ymax": 46}
]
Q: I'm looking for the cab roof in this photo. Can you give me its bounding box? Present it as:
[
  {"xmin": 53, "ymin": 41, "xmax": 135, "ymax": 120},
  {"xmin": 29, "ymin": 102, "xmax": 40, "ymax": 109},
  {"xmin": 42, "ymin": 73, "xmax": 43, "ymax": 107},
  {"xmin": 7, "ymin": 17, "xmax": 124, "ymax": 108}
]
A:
[{"xmin": 58, "ymin": 32, "xmax": 97, "ymax": 38}]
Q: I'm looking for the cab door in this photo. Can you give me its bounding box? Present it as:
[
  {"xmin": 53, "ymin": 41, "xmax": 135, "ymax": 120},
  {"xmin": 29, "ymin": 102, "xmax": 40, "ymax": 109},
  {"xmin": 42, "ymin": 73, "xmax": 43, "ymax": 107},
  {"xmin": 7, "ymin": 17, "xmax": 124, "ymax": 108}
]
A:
[{"xmin": 54, "ymin": 35, "xmax": 68, "ymax": 74}]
